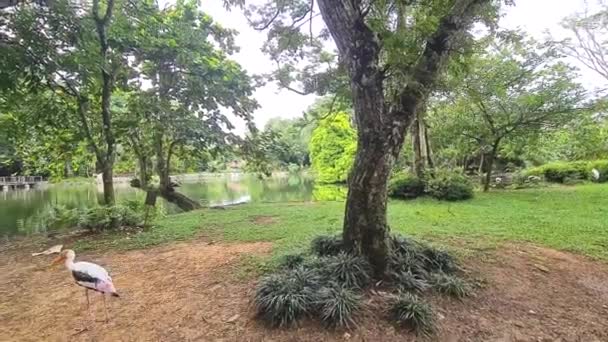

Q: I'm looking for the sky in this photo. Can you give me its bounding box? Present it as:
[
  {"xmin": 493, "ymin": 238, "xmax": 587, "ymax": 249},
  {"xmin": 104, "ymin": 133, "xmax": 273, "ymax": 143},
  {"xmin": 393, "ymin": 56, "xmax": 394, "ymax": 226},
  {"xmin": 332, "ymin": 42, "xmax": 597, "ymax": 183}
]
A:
[{"xmin": 200, "ymin": 0, "xmax": 606, "ymax": 133}]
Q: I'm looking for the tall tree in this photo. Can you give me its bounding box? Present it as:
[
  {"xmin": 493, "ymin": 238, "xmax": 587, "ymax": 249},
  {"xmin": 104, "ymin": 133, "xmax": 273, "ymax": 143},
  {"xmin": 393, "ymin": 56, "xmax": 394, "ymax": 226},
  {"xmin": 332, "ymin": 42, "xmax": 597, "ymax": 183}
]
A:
[
  {"xmin": 559, "ymin": 4, "xmax": 608, "ymax": 84},
  {"xmin": 430, "ymin": 35, "xmax": 587, "ymax": 191},
  {"xmin": 119, "ymin": 0, "xmax": 258, "ymax": 210},
  {"xmin": 229, "ymin": 0, "xmax": 504, "ymax": 275},
  {"xmin": 1, "ymin": 0, "xmax": 125, "ymax": 204}
]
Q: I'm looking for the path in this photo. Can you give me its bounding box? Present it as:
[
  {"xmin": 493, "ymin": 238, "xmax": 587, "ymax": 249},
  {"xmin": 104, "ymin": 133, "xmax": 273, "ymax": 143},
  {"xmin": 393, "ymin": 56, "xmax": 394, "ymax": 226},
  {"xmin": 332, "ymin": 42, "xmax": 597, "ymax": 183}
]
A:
[{"xmin": 1, "ymin": 240, "xmax": 607, "ymax": 341}]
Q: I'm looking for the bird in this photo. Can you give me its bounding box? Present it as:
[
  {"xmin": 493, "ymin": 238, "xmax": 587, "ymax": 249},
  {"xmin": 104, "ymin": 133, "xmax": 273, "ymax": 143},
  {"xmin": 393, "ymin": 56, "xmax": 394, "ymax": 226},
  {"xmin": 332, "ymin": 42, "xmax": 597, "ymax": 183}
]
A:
[{"xmin": 52, "ymin": 249, "xmax": 119, "ymax": 323}]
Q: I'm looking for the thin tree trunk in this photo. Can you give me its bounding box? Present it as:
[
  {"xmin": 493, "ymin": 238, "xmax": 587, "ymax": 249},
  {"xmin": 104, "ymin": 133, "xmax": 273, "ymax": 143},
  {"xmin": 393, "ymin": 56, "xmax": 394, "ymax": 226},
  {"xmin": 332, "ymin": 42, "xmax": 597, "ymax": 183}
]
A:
[
  {"xmin": 412, "ymin": 117, "xmax": 424, "ymax": 178},
  {"xmin": 483, "ymin": 140, "xmax": 500, "ymax": 192},
  {"xmin": 101, "ymin": 162, "xmax": 115, "ymax": 205},
  {"xmin": 93, "ymin": 0, "xmax": 116, "ymax": 205}
]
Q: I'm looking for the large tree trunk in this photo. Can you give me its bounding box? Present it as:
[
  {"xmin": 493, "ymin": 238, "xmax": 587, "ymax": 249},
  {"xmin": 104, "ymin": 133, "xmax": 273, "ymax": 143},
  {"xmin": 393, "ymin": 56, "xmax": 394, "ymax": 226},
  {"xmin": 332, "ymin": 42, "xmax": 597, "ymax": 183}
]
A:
[
  {"xmin": 344, "ymin": 133, "xmax": 401, "ymax": 277},
  {"xmin": 317, "ymin": 0, "xmax": 489, "ymax": 277}
]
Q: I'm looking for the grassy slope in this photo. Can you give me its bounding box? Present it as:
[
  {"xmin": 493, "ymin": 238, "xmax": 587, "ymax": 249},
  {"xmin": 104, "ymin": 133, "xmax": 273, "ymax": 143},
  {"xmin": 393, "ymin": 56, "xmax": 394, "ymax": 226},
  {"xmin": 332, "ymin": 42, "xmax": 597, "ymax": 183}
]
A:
[{"xmin": 78, "ymin": 184, "xmax": 608, "ymax": 261}]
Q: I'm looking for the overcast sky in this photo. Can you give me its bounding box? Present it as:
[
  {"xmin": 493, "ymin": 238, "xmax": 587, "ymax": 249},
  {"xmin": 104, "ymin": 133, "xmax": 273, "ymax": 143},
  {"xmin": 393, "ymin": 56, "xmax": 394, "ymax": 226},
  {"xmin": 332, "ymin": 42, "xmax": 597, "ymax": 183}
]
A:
[{"xmin": 200, "ymin": 0, "xmax": 606, "ymax": 133}]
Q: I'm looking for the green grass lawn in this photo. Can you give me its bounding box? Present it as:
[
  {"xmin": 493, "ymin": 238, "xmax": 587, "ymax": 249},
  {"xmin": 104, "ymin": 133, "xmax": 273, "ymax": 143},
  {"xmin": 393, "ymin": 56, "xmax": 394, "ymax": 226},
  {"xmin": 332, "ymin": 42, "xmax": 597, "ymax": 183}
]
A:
[{"xmin": 78, "ymin": 183, "xmax": 608, "ymax": 261}]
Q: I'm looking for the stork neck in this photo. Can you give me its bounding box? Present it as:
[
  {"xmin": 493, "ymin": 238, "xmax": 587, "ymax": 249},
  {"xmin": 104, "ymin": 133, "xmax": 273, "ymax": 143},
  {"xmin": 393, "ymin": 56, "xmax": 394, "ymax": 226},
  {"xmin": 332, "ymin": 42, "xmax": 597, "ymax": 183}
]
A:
[{"xmin": 64, "ymin": 255, "xmax": 75, "ymax": 270}]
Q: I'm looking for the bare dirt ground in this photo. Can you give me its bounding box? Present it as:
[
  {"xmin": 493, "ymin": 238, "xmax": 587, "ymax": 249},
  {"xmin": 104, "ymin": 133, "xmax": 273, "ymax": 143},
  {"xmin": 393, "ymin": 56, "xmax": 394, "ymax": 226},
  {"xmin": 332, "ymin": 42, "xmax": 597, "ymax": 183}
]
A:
[{"xmin": 1, "ymin": 239, "xmax": 607, "ymax": 342}]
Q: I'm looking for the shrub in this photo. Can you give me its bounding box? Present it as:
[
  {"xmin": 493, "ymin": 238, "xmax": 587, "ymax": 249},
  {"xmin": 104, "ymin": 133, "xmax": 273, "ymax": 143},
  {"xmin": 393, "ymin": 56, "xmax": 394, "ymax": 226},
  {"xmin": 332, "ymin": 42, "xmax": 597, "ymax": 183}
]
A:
[
  {"xmin": 277, "ymin": 253, "xmax": 306, "ymax": 269},
  {"xmin": 430, "ymin": 273, "xmax": 472, "ymax": 299},
  {"xmin": 316, "ymin": 283, "xmax": 363, "ymax": 328},
  {"xmin": 388, "ymin": 236, "xmax": 429, "ymax": 276},
  {"xmin": 541, "ymin": 161, "xmax": 589, "ymax": 183},
  {"xmin": 421, "ymin": 246, "xmax": 457, "ymax": 274},
  {"xmin": 311, "ymin": 235, "xmax": 344, "ymax": 256},
  {"xmin": 254, "ymin": 267, "xmax": 320, "ymax": 327},
  {"xmin": 389, "ymin": 293, "xmax": 436, "ymax": 337},
  {"xmin": 320, "ymin": 252, "xmax": 373, "ymax": 289},
  {"xmin": 425, "ymin": 169, "xmax": 473, "ymax": 201},
  {"xmin": 77, "ymin": 205, "xmax": 142, "ymax": 231},
  {"xmin": 588, "ymin": 160, "xmax": 608, "ymax": 183},
  {"xmin": 391, "ymin": 270, "xmax": 429, "ymax": 293},
  {"xmin": 388, "ymin": 173, "xmax": 425, "ymax": 200}
]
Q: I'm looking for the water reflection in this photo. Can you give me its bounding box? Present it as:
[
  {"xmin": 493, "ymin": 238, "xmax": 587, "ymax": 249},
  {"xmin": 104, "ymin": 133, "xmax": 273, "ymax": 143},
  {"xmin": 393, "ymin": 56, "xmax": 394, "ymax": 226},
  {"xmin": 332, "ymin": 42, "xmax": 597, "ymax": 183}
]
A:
[{"xmin": 0, "ymin": 173, "xmax": 348, "ymax": 237}]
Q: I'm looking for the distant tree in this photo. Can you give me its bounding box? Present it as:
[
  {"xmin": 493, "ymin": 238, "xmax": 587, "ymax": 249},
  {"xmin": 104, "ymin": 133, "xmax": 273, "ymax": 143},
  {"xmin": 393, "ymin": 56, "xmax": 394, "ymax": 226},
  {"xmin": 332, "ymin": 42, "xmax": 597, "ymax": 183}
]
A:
[
  {"xmin": 430, "ymin": 35, "xmax": 587, "ymax": 191},
  {"xmin": 1, "ymin": 0, "xmax": 126, "ymax": 204},
  {"xmin": 309, "ymin": 112, "xmax": 356, "ymax": 183},
  {"xmin": 118, "ymin": 0, "xmax": 258, "ymax": 210},
  {"xmin": 263, "ymin": 117, "xmax": 311, "ymax": 168},
  {"xmin": 559, "ymin": 5, "xmax": 608, "ymax": 85}
]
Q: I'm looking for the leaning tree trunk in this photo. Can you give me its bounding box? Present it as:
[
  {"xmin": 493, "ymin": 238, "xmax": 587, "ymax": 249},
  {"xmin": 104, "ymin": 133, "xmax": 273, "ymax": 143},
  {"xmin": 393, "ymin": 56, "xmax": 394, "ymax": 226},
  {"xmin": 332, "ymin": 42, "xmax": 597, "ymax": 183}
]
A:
[{"xmin": 154, "ymin": 136, "xmax": 201, "ymax": 211}]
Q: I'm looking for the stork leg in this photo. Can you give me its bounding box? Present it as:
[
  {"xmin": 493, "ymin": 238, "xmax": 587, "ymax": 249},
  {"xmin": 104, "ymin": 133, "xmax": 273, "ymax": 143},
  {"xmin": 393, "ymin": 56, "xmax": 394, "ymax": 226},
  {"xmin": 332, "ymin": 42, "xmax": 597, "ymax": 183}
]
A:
[
  {"xmin": 102, "ymin": 294, "xmax": 109, "ymax": 323},
  {"xmin": 85, "ymin": 289, "xmax": 90, "ymax": 310}
]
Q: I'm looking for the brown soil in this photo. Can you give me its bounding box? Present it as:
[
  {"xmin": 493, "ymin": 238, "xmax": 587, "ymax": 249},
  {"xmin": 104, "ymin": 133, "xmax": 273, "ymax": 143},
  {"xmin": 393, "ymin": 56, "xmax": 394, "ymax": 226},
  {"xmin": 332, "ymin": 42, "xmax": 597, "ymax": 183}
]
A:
[{"xmin": 1, "ymin": 241, "xmax": 607, "ymax": 342}]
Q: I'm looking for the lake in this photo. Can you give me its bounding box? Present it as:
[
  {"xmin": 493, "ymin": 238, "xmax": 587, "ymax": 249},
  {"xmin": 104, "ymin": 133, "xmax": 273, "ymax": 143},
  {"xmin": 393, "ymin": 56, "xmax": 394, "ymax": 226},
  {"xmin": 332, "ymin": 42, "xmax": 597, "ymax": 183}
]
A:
[{"xmin": 0, "ymin": 173, "xmax": 347, "ymax": 238}]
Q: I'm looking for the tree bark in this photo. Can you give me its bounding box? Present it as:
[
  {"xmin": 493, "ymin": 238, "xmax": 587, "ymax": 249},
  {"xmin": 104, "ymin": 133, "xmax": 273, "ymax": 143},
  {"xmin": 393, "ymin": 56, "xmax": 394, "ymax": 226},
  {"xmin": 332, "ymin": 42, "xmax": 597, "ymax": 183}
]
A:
[
  {"xmin": 411, "ymin": 113, "xmax": 431, "ymax": 178},
  {"xmin": 483, "ymin": 140, "xmax": 501, "ymax": 192},
  {"xmin": 101, "ymin": 162, "xmax": 115, "ymax": 205}
]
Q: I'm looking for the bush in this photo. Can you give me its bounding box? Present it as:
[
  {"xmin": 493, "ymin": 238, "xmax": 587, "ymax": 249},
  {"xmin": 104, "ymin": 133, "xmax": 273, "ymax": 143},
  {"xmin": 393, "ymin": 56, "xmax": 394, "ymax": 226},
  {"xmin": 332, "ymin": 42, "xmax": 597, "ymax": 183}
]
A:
[
  {"xmin": 421, "ymin": 246, "xmax": 458, "ymax": 274},
  {"xmin": 425, "ymin": 169, "xmax": 473, "ymax": 201},
  {"xmin": 588, "ymin": 160, "xmax": 608, "ymax": 183},
  {"xmin": 389, "ymin": 293, "xmax": 436, "ymax": 337},
  {"xmin": 277, "ymin": 254, "xmax": 306, "ymax": 269},
  {"xmin": 430, "ymin": 273, "xmax": 471, "ymax": 299},
  {"xmin": 391, "ymin": 270, "xmax": 429, "ymax": 292},
  {"xmin": 77, "ymin": 205, "xmax": 142, "ymax": 231},
  {"xmin": 388, "ymin": 173, "xmax": 425, "ymax": 200},
  {"xmin": 320, "ymin": 252, "xmax": 373, "ymax": 289},
  {"xmin": 311, "ymin": 235, "xmax": 344, "ymax": 256},
  {"xmin": 254, "ymin": 267, "xmax": 320, "ymax": 327},
  {"xmin": 388, "ymin": 236, "xmax": 429, "ymax": 277},
  {"xmin": 316, "ymin": 283, "xmax": 363, "ymax": 328},
  {"xmin": 540, "ymin": 161, "xmax": 589, "ymax": 183}
]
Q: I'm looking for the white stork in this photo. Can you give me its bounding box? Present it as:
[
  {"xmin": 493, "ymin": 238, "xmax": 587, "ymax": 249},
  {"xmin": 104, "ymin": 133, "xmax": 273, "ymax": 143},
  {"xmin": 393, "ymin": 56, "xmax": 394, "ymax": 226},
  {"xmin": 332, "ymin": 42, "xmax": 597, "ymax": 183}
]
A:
[{"xmin": 52, "ymin": 249, "xmax": 119, "ymax": 323}]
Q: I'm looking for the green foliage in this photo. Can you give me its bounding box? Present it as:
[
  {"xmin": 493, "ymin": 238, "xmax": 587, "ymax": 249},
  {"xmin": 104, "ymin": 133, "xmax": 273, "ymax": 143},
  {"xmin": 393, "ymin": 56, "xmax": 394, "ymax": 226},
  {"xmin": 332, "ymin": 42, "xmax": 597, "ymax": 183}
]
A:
[
  {"xmin": 388, "ymin": 173, "xmax": 425, "ymax": 200},
  {"xmin": 312, "ymin": 184, "xmax": 347, "ymax": 201},
  {"xmin": 429, "ymin": 33, "xmax": 587, "ymax": 174},
  {"xmin": 316, "ymin": 283, "xmax": 362, "ymax": 328},
  {"xmin": 525, "ymin": 160, "xmax": 608, "ymax": 183},
  {"xmin": 425, "ymin": 169, "xmax": 474, "ymax": 201},
  {"xmin": 430, "ymin": 273, "xmax": 472, "ymax": 299},
  {"xmin": 311, "ymin": 235, "xmax": 344, "ymax": 257},
  {"xmin": 389, "ymin": 293, "xmax": 436, "ymax": 337},
  {"xmin": 277, "ymin": 253, "xmax": 306, "ymax": 269},
  {"xmin": 254, "ymin": 267, "xmax": 320, "ymax": 327},
  {"xmin": 320, "ymin": 252, "xmax": 373, "ymax": 290},
  {"xmin": 78, "ymin": 205, "xmax": 143, "ymax": 231},
  {"xmin": 392, "ymin": 270, "xmax": 429, "ymax": 293},
  {"xmin": 309, "ymin": 112, "xmax": 356, "ymax": 184},
  {"xmin": 262, "ymin": 117, "xmax": 311, "ymax": 169}
]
